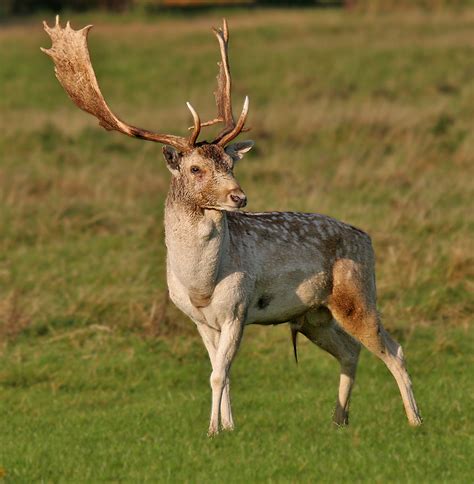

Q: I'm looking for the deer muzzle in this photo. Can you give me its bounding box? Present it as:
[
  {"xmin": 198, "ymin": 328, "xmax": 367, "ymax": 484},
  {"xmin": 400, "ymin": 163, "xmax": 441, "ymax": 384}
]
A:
[{"xmin": 228, "ymin": 189, "xmax": 247, "ymax": 208}]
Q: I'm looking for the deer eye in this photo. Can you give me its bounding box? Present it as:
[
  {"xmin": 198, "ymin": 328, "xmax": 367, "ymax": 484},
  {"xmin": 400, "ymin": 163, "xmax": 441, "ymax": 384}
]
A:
[{"xmin": 190, "ymin": 166, "xmax": 201, "ymax": 174}]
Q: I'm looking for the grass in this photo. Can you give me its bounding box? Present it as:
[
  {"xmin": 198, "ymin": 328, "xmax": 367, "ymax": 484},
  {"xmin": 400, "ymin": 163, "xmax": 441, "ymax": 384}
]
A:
[
  {"xmin": 0, "ymin": 6, "xmax": 473, "ymax": 482},
  {"xmin": 1, "ymin": 327, "xmax": 473, "ymax": 481}
]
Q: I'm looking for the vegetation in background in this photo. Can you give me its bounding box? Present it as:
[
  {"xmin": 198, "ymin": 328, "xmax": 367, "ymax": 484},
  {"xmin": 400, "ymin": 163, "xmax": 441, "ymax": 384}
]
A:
[
  {"xmin": 4, "ymin": 0, "xmax": 474, "ymax": 17},
  {"xmin": 0, "ymin": 7, "xmax": 473, "ymax": 482},
  {"xmin": 0, "ymin": 0, "xmax": 330, "ymax": 18}
]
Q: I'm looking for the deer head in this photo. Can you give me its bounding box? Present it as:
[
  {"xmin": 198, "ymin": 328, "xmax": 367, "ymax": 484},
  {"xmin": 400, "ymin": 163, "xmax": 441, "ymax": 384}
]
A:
[{"xmin": 41, "ymin": 17, "xmax": 254, "ymax": 211}]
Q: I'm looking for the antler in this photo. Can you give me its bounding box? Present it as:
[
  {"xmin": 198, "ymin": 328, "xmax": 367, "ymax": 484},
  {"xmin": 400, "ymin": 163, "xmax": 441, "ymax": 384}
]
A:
[
  {"xmin": 199, "ymin": 19, "xmax": 250, "ymax": 146},
  {"xmin": 41, "ymin": 16, "xmax": 200, "ymax": 152}
]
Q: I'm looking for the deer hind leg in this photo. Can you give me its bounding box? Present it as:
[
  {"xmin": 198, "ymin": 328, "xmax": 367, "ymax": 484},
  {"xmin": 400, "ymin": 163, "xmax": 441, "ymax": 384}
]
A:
[
  {"xmin": 296, "ymin": 309, "xmax": 361, "ymax": 425},
  {"xmin": 328, "ymin": 259, "xmax": 422, "ymax": 426},
  {"xmin": 196, "ymin": 322, "xmax": 234, "ymax": 431}
]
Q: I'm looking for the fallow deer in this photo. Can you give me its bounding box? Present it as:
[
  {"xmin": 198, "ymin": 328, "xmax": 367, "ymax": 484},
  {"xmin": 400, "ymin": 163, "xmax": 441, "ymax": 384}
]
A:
[{"xmin": 42, "ymin": 17, "xmax": 422, "ymax": 436}]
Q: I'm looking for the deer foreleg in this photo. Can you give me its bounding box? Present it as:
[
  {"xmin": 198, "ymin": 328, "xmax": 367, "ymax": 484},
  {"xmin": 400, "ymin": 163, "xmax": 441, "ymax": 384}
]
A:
[
  {"xmin": 196, "ymin": 322, "xmax": 234, "ymax": 430},
  {"xmin": 208, "ymin": 320, "xmax": 243, "ymax": 437}
]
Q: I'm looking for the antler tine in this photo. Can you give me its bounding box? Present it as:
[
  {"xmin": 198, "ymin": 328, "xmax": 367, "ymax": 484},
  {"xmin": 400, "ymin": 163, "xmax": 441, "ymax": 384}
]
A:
[
  {"xmin": 217, "ymin": 96, "xmax": 249, "ymax": 146},
  {"xmin": 208, "ymin": 19, "xmax": 250, "ymax": 146},
  {"xmin": 186, "ymin": 102, "xmax": 201, "ymax": 146},
  {"xmin": 195, "ymin": 20, "xmax": 233, "ymax": 132},
  {"xmin": 41, "ymin": 17, "xmax": 199, "ymax": 152},
  {"xmin": 212, "ymin": 19, "xmax": 234, "ymax": 130}
]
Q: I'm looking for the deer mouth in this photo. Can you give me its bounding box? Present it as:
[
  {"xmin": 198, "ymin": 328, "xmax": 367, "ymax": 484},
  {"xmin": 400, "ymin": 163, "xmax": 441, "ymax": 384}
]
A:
[
  {"xmin": 203, "ymin": 192, "xmax": 247, "ymax": 212},
  {"xmin": 203, "ymin": 204, "xmax": 244, "ymax": 212},
  {"xmin": 229, "ymin": 193, "xmax": 247, "ymax": 208}
]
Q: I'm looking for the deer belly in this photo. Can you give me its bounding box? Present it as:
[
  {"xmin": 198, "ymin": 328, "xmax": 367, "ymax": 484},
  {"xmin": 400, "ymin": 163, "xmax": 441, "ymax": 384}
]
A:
[{"xmin": 246, "ymin": 271, "xmax": 330, "ymax": 325}]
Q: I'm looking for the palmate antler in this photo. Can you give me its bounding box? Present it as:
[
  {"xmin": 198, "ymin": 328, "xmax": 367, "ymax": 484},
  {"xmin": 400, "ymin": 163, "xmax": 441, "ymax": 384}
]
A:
[{"xmin": 41, "ymin": 16, "xmax": 200, "ymax": 152}]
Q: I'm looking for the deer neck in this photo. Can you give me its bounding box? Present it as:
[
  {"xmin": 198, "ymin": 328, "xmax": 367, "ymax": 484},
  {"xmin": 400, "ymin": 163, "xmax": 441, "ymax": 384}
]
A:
[{"xmin": 164, "ymin": 190, "xmax": 228, "ymax": 307}]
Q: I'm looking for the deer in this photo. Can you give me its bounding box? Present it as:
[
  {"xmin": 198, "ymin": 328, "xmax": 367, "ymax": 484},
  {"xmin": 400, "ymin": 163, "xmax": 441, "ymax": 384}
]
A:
[{"xmin": 42, "ymin": 16, "xmax": 422, "ymax": 436}]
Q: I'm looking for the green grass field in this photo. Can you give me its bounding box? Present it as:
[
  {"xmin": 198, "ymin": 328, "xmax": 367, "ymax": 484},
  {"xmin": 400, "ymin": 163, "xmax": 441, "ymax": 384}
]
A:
[{"xmin": 1, "ymin": 7, "xmax": 473, "ymax": 482}]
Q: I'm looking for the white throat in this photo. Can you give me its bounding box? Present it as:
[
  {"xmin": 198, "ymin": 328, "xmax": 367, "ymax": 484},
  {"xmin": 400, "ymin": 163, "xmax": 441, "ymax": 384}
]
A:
[{"xmin": 164, "ymin": 201, "xmax": 228, "ymax": 307}]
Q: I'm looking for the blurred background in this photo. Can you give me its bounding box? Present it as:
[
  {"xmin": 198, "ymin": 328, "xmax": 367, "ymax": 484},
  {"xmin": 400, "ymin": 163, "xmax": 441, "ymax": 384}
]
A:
[
  {"xmin": 0, "ymin": 0, "xmax": 473, "ymax": 481},
  {"xmin": 3, "ymin": 0, "xmax": 346, "ymax": 16},
  {"xmin": 2, "ymin": 0, "xmax": 474, "ymax": 16}
]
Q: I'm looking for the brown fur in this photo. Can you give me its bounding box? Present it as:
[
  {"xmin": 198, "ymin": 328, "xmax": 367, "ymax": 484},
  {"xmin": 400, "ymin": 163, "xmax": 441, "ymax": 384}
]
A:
[
  {"xmin": 198, "ymin": 144, "xmax": 232, "ymax": 171},
  {"xmin": 328, "ymin": 259, "xmax": 384, "ymax": 354},
  {"xmin": 329, "ymin": 283, "xmax": 367, "ymax": 333}
]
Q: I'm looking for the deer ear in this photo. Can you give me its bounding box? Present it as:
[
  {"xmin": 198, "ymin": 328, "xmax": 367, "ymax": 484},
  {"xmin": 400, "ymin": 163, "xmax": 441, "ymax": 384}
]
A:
[
  {"xmin": 224, "ymin": 140, "xmax": 254, "ymax": 163},
  {"xmin": 162, "ymin": 146, "xmax": 181, "ymax": 173}
]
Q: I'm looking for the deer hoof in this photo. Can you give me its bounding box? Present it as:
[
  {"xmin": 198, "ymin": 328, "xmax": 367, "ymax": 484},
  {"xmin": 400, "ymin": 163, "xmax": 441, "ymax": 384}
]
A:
[{"xmin": 207, "ymin": 427, "xmax": 219, "ymax": 438}]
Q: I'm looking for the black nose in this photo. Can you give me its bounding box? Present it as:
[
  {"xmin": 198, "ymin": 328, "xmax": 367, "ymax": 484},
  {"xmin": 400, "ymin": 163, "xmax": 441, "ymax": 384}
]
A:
[{"xmin": 230, "ymin": 193, "xmax": 247, "ymax": 208}]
